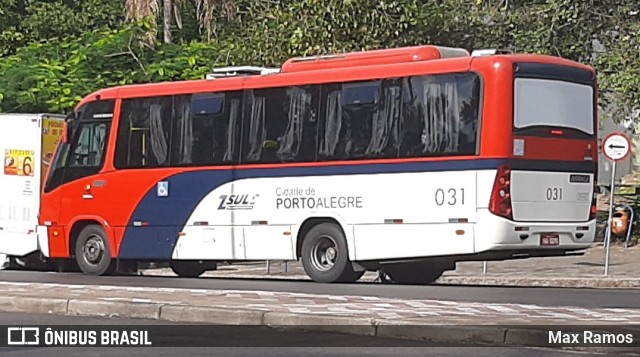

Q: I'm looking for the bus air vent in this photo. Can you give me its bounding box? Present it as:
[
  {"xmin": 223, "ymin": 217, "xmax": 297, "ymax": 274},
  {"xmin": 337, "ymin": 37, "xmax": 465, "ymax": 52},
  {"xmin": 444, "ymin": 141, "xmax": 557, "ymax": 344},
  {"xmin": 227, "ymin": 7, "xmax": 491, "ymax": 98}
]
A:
[
  {"xmin": 281, "ymin": 45, "xmax": 469, "ymax": 73},
  {"xmin": 206, "ymin": 66, "xmax": 280, "ymax": 79},
  {"xmin": 471, "ymin": 49, "xmax": 512, "ymax": 57}
]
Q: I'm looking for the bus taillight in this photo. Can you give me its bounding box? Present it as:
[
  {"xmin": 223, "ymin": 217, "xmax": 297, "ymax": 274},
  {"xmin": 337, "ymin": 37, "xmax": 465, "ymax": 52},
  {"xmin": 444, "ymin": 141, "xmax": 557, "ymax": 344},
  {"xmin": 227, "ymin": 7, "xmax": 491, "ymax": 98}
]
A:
[
  {"xmin": 589, "ymin": 189, "xmax": 597, "ymax": 221},
  {"xmin": 489, "ymin": 165, "xmax": 513, "ymax": 220},
  {"xmin": 589, "ymin": 177, "xmax": 598, "ymax": 221}
]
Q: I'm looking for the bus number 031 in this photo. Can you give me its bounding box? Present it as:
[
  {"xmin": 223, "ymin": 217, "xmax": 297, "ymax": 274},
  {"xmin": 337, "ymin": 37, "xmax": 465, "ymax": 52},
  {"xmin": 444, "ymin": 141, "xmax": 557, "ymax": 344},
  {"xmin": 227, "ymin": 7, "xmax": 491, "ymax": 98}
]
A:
[
  {"xmin": 435, "ymin": 188, "xmax": 465, "ymax": 206},
  {"xmin": 546, "ymin": 187, "xmax": 563, "ymax": 201}
]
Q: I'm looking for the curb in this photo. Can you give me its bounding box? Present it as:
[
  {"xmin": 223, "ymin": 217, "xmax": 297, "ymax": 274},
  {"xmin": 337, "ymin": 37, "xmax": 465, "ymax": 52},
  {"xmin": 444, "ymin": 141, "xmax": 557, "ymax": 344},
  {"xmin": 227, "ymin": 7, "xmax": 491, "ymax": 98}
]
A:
[
  {"xmin": 0, "ymin": 296, "xmax": 67, "ymax": 315},
  {"xmin": 141, "ymin": 269, "xmax": 640, "ymax": 289},
  {"xmin": 160, "ymin": 305, "xmax": 264, "ymax": 325},
  {"xmin": 68, "ymin": 300, "xmax": 162, "ymax": 320},
  {"xmin": 0, "ymin": 294, "xmax": 635, "ymax": 350},
  {"xmin": 262, "ymin": 312, "xmax": 377, "ymax": 336},
  {"xmin": 438, "ymin": 277, "xmax": 640, "ymax": 289},
  {"xmin": 374, "ymin": 322, "xmax": 506, "ymax": 345}
]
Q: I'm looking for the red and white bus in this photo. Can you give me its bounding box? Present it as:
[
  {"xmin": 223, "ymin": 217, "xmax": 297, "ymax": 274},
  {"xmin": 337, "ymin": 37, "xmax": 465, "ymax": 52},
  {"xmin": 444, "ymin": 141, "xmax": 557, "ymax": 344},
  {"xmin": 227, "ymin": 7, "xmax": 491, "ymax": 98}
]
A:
[{"xmin": 6, "ymin": 45, "xmax": 598, "ymax": 283}]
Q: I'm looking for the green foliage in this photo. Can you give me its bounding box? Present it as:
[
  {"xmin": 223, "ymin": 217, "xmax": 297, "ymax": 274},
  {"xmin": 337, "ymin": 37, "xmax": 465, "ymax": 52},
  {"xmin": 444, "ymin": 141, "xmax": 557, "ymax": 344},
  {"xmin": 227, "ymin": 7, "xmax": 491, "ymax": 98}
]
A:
[
  {"xmin": 592, "ymin": 5, "xmax": 640, "ymax": 122},
  {"xmin": 0, "ymin": 21, "xmax": 226, "ymax": 113},
  {"xmin": 218, "ymin": 0, "xmax": 428, "ymax": 65},
  {"xmin": 0, "ymin": 0, "xmax": 124, "ymax": 56},
  {"xmin": 0, "ymin": 0, "xmax": 638, "ymax": 123}
]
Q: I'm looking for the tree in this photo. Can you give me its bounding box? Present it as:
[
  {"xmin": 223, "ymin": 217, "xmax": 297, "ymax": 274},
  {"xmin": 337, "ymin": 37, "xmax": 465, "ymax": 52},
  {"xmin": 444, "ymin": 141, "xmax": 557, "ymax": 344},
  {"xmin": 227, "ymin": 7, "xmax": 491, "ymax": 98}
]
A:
[
  {"xmin": 0, "ymin": 0, "xmax": 638, "ymax": 121},
  {"xmin": 0, "ymin": 22, "xmax": 227, "ymax": 113},
  {"xmin": 125, "ymin": 0, "xmax": 159, "ymax": 44},
  {"xmin": 0, "ymin": 0, "xmax": 123, "ymax": 56},
  {"xmin": 163, "ymin": 0, "xmax": 173, "ymax": 44},
  {"xmin": 124, "ymin": 0, "xmax": 238, "ymax": 44},
  {"xmin": 194, "ymin": 0, "xmax": 237, "ymax": 42}
]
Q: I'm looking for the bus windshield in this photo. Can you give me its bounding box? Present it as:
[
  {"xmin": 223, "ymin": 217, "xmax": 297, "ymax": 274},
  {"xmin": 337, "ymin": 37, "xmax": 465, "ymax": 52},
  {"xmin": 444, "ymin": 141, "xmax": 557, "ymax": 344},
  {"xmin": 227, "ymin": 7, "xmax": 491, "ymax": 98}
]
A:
[
  {"xmin": 514, "ymin": 78, "xmax": 594, "ymax": 136},
  {"xmin": 44, "ymin": 100, "xmax": 114, "ymax": 192},
  {"xmin": 44, "ymin": 113, "xmax": 74, "ymax": 193}
]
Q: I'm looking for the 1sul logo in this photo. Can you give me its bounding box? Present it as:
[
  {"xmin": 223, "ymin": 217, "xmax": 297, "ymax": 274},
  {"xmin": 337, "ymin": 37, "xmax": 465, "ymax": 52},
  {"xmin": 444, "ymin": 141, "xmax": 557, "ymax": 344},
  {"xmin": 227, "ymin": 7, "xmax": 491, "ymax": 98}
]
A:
[{"xmin": 218, "ymin": 194, "xmax": 260, "ymax": 210}]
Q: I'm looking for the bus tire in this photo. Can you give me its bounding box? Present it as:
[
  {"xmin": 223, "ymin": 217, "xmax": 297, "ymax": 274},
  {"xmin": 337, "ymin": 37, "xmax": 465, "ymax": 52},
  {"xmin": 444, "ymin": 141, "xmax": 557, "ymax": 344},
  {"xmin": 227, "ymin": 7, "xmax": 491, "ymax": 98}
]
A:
[
  {"xmin": 384, "ymin": 264, "xmax": 444, "ymax": 285},
  {"xmin": 170, "ymin": 260, "xmax": 216, "ymax": 278},
  {"xmin": 75, "ymin": 225, "xmax": 115, "ymax": 276},
  {"xmin": 301, "ymin": 223, "xmax": 356, "ymax": 283}
]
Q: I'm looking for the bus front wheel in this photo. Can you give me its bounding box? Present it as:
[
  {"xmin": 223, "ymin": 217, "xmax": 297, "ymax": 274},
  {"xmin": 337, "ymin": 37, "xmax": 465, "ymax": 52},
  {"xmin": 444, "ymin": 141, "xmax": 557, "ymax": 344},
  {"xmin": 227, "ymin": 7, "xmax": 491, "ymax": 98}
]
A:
[
  {"xmin": 301, "ymin": 223, "xmax": 360, "ymax": 283},
  {"xmin": 75, "ymin": 225, "xmax": 116, "ymax": 276}
]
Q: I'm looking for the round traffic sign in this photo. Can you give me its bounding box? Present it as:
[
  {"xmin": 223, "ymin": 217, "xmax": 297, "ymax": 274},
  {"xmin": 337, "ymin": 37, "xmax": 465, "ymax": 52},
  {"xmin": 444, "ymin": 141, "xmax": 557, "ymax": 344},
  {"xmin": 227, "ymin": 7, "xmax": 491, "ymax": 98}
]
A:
[{"xmin": 602, "ymin": 132, "xmax": 631, "ymax": 162}]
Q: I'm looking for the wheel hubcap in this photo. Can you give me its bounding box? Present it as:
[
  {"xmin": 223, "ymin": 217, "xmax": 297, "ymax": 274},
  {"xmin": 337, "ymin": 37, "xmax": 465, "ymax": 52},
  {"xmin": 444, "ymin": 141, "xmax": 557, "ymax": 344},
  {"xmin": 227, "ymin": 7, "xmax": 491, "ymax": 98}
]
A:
[
  {"xmin": 310, "ymin": 235, "xmax": 338, "ymax": 272},
  {"xmin": 83, "ymin": 235, "xmax": 104, "ymax": 265}
]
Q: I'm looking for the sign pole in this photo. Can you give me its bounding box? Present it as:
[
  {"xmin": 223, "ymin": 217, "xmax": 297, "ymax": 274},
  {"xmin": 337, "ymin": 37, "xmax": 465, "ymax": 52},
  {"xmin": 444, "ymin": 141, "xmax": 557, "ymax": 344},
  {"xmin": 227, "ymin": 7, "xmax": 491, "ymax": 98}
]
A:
[
  {"xmin": 601, "ymin": 132, "xmax": 631, "ymax": 278},
  {"xmin": 604, "ymin": 160, "xmax": 616, "ymax": 277}
]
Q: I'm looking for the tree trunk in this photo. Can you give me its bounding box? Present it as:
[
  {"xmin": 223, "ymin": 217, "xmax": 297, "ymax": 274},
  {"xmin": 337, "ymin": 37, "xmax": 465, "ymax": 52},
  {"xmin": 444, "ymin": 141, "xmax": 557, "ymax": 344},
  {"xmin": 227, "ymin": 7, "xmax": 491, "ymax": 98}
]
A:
[{"xmin": 163, "ymin": 0, "xmax": 173, "ymax": 44}]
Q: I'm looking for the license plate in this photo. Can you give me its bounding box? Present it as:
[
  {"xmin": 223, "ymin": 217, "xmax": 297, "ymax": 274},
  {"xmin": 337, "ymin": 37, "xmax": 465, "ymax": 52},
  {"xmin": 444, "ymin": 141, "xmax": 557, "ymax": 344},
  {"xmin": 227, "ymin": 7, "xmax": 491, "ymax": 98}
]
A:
[{"xmin": 541, "ymin": 234, "xmax": 560, "ymax": 246}]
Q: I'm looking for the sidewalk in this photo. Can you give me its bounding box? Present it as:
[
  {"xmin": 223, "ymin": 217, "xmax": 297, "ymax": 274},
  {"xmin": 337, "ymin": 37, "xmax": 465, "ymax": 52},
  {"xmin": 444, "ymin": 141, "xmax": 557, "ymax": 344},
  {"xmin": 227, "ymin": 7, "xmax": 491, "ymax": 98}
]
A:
[
  {"xmin": 0, "ymin": 278, "xmax": 639, "ymax": 349},
  {"xmin": 141, "ymin": 244, "xmax": 640, "ymax": 288},
  {"xmin": 0, "ymin": 244, "xmax": 638, "ymax": 349}
]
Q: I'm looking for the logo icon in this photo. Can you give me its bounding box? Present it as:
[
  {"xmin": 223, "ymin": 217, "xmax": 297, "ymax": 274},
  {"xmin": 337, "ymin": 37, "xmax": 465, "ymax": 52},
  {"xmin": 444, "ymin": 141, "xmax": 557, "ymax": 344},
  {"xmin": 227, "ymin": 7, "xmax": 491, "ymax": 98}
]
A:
[
  {"xmin": 218, "ymin": 194, "xmax": 259, "ymax": 210},
  {"xmin": 157, "ymin": 181, "xmax": 169, "ymax": 197},
  {"xmin": 7, "ymin": 327, "xmax": 39, "ymax": 345}
]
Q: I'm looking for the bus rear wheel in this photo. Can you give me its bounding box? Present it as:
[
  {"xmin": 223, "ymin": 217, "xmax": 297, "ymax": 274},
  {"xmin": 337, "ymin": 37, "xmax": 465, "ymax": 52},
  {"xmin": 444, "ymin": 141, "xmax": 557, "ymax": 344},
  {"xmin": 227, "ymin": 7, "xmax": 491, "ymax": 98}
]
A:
[
  {"xmin": 384, "ymin": 263, "xmax": 445, "ymax": 285},
  {"xmin": 170, "ymin": 260, "xmax": 217, "ymax": 278},
  {"xmin": 75, "ymin": 225, "xmax": 115, "ymax": 276},
  {"xmin": 301, "ymin": 223, "xmax": 360, "ymax": 283}
]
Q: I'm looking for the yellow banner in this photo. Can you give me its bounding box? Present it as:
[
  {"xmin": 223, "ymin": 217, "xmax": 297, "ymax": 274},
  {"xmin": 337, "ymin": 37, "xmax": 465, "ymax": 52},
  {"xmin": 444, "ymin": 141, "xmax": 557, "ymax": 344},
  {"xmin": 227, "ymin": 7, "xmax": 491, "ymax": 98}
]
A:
[
  {"xmin": 4, "ymin": 149, "xmax": 35, "ymax": 176},
  {"xmin": 41, "ymin": 117, "xmax": 65, "ymax": 185}
]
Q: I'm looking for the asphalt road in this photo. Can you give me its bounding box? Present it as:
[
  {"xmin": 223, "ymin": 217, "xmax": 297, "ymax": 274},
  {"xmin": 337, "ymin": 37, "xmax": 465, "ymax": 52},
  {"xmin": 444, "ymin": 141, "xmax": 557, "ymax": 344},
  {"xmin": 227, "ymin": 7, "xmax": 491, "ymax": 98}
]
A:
[
  {"xmin": 0, "ymin": 270, "xmax": 638, "ymax": 309},
  {"xmin": 0, "ymin": 312, "xmax": 621, "ymax": 356}
]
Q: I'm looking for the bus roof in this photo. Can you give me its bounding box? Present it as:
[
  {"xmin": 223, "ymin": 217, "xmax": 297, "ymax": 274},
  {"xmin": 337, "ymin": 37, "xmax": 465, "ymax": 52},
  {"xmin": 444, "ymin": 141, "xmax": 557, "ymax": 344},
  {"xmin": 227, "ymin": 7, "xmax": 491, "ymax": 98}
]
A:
[
  {"xmin": 281, "ymin": 45, "xmax": 469, "ymax": 73},
  {"xmin": 76, "ymin": 47, "xmax": 594, "ymax": 109}
]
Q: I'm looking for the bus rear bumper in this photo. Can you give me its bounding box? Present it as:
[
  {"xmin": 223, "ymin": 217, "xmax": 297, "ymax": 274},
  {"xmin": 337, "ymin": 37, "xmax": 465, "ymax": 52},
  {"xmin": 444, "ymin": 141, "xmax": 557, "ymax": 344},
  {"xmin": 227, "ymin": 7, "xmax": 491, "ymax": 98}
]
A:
[
  {"xmin": 0, "ymin": 226, "xmax": 49, "ymax": 258},
  {"xmin": 474, "ymin": 209, "xmax": 595, "ymax": 253},
  {"xmin": 0, "ymin": 230, "xmax": 39, "ymax": 257}
]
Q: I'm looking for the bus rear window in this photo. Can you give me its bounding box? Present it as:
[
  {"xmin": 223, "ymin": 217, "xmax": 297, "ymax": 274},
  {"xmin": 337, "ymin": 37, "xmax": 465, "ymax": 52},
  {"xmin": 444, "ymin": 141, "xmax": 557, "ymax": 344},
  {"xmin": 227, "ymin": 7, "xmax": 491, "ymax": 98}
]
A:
[{"xmin": 514, "ymin": 78, "xmax": 594, "ymax": 135}]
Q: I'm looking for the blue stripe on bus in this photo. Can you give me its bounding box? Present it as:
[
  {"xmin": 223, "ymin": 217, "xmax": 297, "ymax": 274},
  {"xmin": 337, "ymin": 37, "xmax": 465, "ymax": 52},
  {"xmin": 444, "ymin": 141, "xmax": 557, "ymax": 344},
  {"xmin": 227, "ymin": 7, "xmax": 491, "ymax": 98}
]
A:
[{"xmin": 118, "ymin": 158, "xmax": 592, "ymax": 260}]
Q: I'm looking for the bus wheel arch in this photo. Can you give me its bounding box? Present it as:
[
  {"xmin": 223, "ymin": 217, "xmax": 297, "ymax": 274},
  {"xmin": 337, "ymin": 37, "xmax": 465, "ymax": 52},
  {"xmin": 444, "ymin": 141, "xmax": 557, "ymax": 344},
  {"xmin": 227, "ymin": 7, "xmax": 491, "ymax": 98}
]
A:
[
  {"xmin": 69, "ymin": 219, "xmax": 117, "ymax": 258},
  {"xmin": 70, "ymin": 221, "xmax": 115, "ymax": 275},
  {"xmin": 296, "ymin": 217, "xmax": 355, "ymax": 260},
  {"xmin": 297, "ymin": 218, "xmax": 362, "ymax": 283}
]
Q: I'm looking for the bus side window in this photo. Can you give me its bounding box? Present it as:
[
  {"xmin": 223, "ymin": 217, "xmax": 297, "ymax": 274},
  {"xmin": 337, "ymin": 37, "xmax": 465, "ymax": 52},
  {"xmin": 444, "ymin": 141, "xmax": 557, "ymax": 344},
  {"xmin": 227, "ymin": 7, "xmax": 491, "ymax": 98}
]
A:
[
  {"xmin": 242, "ymin": 86, "xmax": 318, "ymax": 164},
  {"xmin": 115, "ymin": 96, "xmax": 172, "ymax": 169},
  {"xmin": 319, "ymin": 80, "xmax": 397, "ymax": 161},
  {"xmin": 181, "ymin": 92, "xmax": 240, "ymax": 166},
  {"xmin": 339, "ymin": 81, "xmax": 378, "ymax": 160},
  {"xmin": 366, "ymin": 79, "xmax": 402, "ymax": 159},
  {"xmin": 276, "ymin": 86, "xmax": 319, "ymax": 162},
  {"xmin": 399, "ymin": 73, "xmax": 480, "ymax": 158},
  {"xmin": 242, "ymin": 89, "xmax": 267, "ymax": 163}
]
